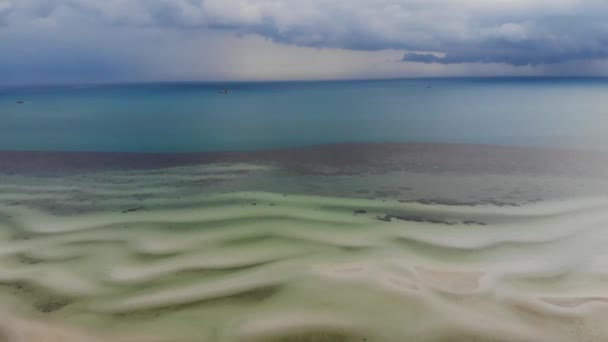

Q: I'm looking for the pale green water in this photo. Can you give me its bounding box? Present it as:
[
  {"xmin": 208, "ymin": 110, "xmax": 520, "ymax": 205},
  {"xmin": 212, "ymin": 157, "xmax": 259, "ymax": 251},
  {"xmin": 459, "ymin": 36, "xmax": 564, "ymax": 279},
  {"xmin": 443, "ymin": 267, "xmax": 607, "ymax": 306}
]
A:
[{"xmin": 1, "ymin": 160, "xmax": 608, "ymax": 341}]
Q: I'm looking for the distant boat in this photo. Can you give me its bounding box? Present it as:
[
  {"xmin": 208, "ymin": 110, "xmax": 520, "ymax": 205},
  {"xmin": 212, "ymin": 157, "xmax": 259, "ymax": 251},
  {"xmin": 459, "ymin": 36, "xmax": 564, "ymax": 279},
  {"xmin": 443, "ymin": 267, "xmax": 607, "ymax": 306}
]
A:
[
  {"xmin": 16, "ymin": 100, "xmax": 25, "ymax": 104},
  {"xmin": 217, "ymin": 90, "xmax": 231, "ymax": 94}
]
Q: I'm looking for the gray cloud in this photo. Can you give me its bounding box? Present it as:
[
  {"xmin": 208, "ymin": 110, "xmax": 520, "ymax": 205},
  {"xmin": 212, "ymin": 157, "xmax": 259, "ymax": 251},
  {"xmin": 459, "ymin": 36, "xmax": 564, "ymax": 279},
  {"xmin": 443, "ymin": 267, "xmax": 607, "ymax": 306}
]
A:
[
  {"xmin": 403, "ymin": 39, "xmax": 608, "ymax": 66},
  {"xmin": 403, "ymin": 16, "xmax": 608, "ymax": 65},
  {"xmin": 1, "ymin": 0, "xmax": 608, "ymax": 83},
  {"xmin": 35, "ymin": 0, "xmax": 605, "ymax": 66}
]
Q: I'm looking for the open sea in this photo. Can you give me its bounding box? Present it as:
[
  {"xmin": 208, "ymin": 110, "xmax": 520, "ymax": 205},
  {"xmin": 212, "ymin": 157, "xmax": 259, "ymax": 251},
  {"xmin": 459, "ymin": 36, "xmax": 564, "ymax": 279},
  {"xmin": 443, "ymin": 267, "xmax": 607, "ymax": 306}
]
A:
[
  {"xmin": 1, "ymin": 78, "xmax": 608, "ymax": 341},
  {"xmin": 1, "ymin": 77, "xmax": 608, "ymax": 152}
]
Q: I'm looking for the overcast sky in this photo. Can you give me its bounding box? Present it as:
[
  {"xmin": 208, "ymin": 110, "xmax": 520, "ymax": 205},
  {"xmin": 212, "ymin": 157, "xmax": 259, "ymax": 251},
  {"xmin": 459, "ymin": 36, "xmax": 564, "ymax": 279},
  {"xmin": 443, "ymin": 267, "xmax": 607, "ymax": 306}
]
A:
[{"xmin": 2, "ymin": 0, "xmax": 608, "ymax": 84}]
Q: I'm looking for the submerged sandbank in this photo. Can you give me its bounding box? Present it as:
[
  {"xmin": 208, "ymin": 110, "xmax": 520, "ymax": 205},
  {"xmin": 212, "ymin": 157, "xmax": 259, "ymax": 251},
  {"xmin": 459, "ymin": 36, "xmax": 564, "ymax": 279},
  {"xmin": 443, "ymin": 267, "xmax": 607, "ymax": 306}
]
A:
[
  {"xmin": 1, "ymin": 144, "xmax": 608, "ymax": 341},
  {"xmin": 1, "ymin": 188, "xmax": 608, "ymax": 341}
]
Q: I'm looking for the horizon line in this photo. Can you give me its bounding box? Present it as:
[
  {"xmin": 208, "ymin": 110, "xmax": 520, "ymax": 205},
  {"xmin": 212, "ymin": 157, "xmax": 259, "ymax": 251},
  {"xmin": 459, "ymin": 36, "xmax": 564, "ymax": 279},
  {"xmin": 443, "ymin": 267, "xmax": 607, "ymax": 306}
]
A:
[{"xmin": 2, "ymin": 75, "xmax": 608, "ymax": 88}]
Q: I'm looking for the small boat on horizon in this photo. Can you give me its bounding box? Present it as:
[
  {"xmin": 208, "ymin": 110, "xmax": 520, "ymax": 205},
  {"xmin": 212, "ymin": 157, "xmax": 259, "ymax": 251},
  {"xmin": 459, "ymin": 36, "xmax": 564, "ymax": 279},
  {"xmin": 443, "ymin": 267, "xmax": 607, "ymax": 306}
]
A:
[
  {"xmin": 217, "ymin": 90, "xmax": 231, "ymax": 94},
  {"xmin": 16, "ymin": 100, "xmax": 25, "ymax": 104}
]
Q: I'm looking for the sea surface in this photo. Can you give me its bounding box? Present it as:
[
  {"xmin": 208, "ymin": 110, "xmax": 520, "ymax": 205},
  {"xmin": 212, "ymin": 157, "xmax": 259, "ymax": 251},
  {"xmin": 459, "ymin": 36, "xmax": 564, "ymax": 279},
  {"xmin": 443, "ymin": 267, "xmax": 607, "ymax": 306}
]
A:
[
  {"xmin": 1, "ymin": 78, "xmax": 608, "ymax": 152},
  {"xmin": 1, "ymin": 78, "xmax": 608, "ymax": 341}
]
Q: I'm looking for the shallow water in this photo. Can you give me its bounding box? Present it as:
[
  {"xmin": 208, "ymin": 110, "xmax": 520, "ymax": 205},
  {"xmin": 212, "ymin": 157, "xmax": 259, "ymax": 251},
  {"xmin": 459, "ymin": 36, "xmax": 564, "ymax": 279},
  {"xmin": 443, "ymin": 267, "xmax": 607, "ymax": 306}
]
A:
[
  {"xmin": 2, "ymin": 77, "xmax": 608, "ymax": 341},
  {"xmin": 1, "ymin": 150, "xmax": 608, "ymax": 341}
]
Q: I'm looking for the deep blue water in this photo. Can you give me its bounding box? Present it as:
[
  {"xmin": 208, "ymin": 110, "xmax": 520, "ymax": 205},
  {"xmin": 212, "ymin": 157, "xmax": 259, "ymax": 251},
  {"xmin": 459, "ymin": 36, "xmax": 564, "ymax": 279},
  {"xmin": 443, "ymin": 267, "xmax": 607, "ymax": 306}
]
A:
[{"xmin": 0, "ymin": 78, "xmax": 607, "ymax": 152}]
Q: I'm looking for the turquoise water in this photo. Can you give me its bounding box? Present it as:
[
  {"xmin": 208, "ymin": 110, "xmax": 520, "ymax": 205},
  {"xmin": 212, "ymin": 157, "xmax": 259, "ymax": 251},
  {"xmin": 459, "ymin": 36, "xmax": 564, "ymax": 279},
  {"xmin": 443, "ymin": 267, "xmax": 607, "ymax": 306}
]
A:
[{"xmin": 1, "ymin": 78, "xmax": 607, "ymax": 152}]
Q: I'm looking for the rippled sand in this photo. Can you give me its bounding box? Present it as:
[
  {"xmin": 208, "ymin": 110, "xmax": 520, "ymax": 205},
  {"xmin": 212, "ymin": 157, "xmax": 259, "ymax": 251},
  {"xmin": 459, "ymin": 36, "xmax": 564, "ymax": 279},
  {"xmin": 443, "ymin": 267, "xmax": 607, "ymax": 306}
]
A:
[{"xmin": 1, "ymin": 158, "xmax": 608, "ymax": 341}]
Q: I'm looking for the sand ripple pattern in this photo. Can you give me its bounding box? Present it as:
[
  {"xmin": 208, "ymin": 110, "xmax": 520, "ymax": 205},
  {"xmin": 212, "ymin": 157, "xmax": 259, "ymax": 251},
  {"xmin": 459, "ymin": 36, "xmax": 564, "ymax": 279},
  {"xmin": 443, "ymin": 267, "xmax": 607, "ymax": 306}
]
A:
[{"xmin": 0, "ymin": 169, "xmax": 608, "ymax": 341}]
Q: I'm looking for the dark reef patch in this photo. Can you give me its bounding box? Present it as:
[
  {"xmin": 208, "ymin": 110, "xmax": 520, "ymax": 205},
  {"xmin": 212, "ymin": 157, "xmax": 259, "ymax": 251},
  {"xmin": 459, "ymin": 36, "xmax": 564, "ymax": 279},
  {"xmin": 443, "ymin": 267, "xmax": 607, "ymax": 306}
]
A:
[
  {"xmin": 407, "ymin": 198, "xmax": 522, "ymax": 207},
  {"xmin": 18, "ymin": 254, "xmax": 43, "ymax": 265},
  {"xmin": 463, "ymin": 220, "xmax": 488, "ymax": 226},
  {"xmin": 122, "ymin": 206, "xmax": 144, "ymax": 214},
  {"xmin": 1, "ymin": 143, "xmax": 607, "ymax": 178},
  {"xmin": 376, "ymin": 213, "xmax": 486, "ymax": 226},
  {"xmin": 388, "ymin": 213, "xmax": 456, "ymax": 225},
  {"xmin": 375, "ymin": 189, "xmax": 402, "ymax": 198},
  {"xmin": 34, "ymin": 298, "xmax": 72, "ymax": 313}
]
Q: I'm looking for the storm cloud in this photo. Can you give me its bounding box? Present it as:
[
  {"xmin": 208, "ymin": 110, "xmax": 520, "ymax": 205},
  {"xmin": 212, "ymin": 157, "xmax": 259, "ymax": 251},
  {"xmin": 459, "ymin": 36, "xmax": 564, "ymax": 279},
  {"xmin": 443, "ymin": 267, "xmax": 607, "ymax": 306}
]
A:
[{"xmin": 1, "ymin": 0, "xmax": 608, "ymax": 82}]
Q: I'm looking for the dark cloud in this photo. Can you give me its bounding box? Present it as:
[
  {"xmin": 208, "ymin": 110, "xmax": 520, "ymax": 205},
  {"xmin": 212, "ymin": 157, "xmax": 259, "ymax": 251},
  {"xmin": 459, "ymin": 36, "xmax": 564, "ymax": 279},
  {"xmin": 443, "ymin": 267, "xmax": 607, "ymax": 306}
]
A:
[
  {"xmin": 404, "ymin": 15, "xmax": 608, "ymax": 65},
  {"xmin": 91, "ymin": 1, "xmax": 608, "ymax": 66},
  {"xmin": 1, "ymin": 0, "xmax": 608, "ymax": 82},
  {"xmin": 403, "ymin": 42, "xmax": 608, "ymax": 66}
]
